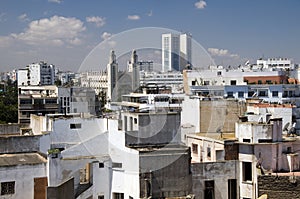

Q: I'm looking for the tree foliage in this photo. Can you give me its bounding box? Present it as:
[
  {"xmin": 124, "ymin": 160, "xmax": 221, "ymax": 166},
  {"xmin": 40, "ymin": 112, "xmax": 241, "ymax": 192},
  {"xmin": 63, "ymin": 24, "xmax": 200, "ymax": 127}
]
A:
[{"xmin": 0, "ymin": 80, "xmax": 18, "ymax": 124}]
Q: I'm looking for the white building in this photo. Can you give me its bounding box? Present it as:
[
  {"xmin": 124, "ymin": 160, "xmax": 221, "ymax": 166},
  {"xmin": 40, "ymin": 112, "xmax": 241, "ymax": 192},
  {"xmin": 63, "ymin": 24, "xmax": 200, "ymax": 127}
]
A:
[
  {"xmin": 58, "ymin": 71, "xmax": 76, "ymax": 86},
  {"xmin": 256, "ymin": 57, "xmax": 295, "ymax": 70},
  {"xmin": 162, "ymin": 33, "xmax": 180, "ymax": 72},
  {"xmin": 140, "ymin": 71, "xmax": 183, "ymax": 93},
  {"xmin": 18, "ymin": 85, "xmax": 58, "ymax": 124},
  {"xmin": 180, "ymin": 33, "xmax": 192, "ymax": 69},
  {"xmin": 162, "ymin": 33, "xmax": 192, "ymax": 72},
  {"xmin": 18, "ymin": 61, "xmax": 55, "ymax": 86},
  {"xmin": 80, "ymin": 71, "xmax": 107, "ymax": 95},
  {"xmin": 38, "ymin": 105, "xmax": 191, "ymax": 198},
  {"xmin": 0, "ymin": 153, "xmax": 47, "ymax": 199},
  {"xmin": 58, "ymin": 87, "xmax": 98, "ymax": 115}
]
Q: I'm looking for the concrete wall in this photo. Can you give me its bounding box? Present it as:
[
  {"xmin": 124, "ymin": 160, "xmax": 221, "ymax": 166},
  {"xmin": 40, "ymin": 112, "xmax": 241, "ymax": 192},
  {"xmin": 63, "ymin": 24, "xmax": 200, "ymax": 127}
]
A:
[
  {"xmin": 139, "ymin": 146, "xmax": 192, "ymax": 198},
  {"xmin": 0, "ymin": 124, "xmax": 21, "ymax": 135},
  {"xmin": 200, "ymin": 100, "xmax": 246, "ymax": 133},
  {"xmin": 258, "ymin": 175, "xmax": 300, "ymax": 199},
  {"xmin": 236, "ymin": 119, "xmax": 282, "ymax": 143},
  {"xmin": 125, "ymin": 112, "xmax": 181, "ymax": 146},
  {"xmin": 186, "ymin": 135, "xmax": 225, "ymax": 163},
  {"xmin": 0, "ymin": 164, "xmax": 47, "ymax": 199},
  {"xmin": 47, "ymin": 177, "xmax": 74, "ymax": 199},
  {"xmin": 192, "ymin": 160, "xmax": 239, "ymax": 199},
  {"xmin": 181, "ymin": 96, "xmax": 200, "ymax": 141},
  {"xmin": 235, "ymin": 122, "xmax": 273, "ymax": 143},
  {"xmin": 51, "ymin": 117, "xmax": 107, "ymax": 148},
  {"xmin": 0, "ymin": 135, "xmax": 41, "ymax": 154}
]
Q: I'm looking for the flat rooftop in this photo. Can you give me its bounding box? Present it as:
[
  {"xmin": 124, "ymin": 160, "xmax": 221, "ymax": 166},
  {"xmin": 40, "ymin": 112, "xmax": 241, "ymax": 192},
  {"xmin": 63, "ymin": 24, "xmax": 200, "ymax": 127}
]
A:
[
  {"xmin": 187, "ymin": 132, "xmax": 236, "ymax": 141},
  {"xmin": 0, "ymin": 153, "xmax": 47, "ymax": 167}
]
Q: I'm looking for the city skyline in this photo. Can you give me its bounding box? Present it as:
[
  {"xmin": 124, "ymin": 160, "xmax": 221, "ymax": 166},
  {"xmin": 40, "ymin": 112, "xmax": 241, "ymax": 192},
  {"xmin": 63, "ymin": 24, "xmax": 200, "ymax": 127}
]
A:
[{"xmin": 0, "ymin": 0, "xmax": 300, "ymax": 72}]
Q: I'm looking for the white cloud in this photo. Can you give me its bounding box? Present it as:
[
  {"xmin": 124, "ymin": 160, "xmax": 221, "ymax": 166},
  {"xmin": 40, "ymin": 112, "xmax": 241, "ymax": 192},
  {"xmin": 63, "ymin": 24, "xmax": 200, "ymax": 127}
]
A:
[
  {"xmin": 18, "ymin": 13, "xmax": 29, "ymax": 22},
  {"xmin": 101, "ymin": 32, "xmax": 112, "ymax": 40},
  {"xmin": 195, "ymin": 0, "xmax": 207, "ymax": 9},
  {"xmin": 128, "ymin": 15, "xmax": 140, "ymax": 20},
  {"xmin": 11, "ymin": 15, "xmax": 86, "ymax": 46},
  {"xmin": 208, "ymin": 48, "xmax": 239, "ymax": 58},
  {"xmin": 86, "ymin": 16, "xmax": 106, "ymax": 27},
  {"xmin": 48, "ymin": 0, "xmax": 63, "ymax": 3}
]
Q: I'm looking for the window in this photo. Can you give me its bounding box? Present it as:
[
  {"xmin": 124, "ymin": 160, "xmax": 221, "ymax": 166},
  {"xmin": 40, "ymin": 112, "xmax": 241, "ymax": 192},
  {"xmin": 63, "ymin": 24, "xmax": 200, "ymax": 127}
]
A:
[
  {"xmin": 207, "ymin": 147, "xmax": 211, "ymax": 159},
  {"xmin": 230, "ymin": 80, "xmax": 236, "ymax": 85},
  {"xmin": 248, "ymin": 91, "xmax": 255, "ymax": 97},
  {"xmin": 266, "ymin": 80, "xmax": 272, "ymax": 84},
  {"xmin": 1, "ymin": 181, "xmax": 15, "ymax": 195},
  {"xmin": 99, "ymin": 162, "xmax": 104, "ymax": 168},
  {"xmin": 258, "ymin": 91, "xmax": 267, "ymax": 97},
  {"xmin": 272, "ymin": 91, "xmax": 278, "ymax": 97},
  {"xmin": 112, "ymin": 162, "xmax": 122, "ymax": 168},
  {"xmin": 129, "ymin": 196, "xmax": 133, "ymax": 199},
  {"xmin": 113, "ymin": 193, "xmax": 124, "ymax": 199},
  {"xmin": 258, "ymin": 80, "xmax": 262, "ymax": 84},
  {"xmin": 98, "ymin": 195, "xmax": 104, "ymax": 199},
  {"xmin": 238, "ymin": 92, "xmax": 244, "ymax": 98},
  {"xmin": 134, "ymin": 118, "xmax": 137, "ymax": 124},
  {"xmin": 20, "ymin": 99, "xmax": 32, "ymax": 104},
  {"xmin": 227, "ymin": 92, "xmax": 234, "ymax": 98},
  {"xmin": 192, "ymin": 144, "xmax": 198, "ymax": 154},
  {"xmin": 228, "ymin": 179, "xmax": 237, "ymax": 199},
  {"xmin": 217, "ymin": 71, "xmax": 222, "ymax": 76},
  {"xmin": 70, "ymin": 123, "xmax": 81, "ymax": 129},
  {"xmin": 242, "ymin": 162, "xmax": 252, "ymax": 182},
  {"xmin": 204, "ymin": 180, "xmax": 214, "ymax": 199},
  {"xmin": 243, "ymin": 139, "xmax": 251, "ymax": 143}
]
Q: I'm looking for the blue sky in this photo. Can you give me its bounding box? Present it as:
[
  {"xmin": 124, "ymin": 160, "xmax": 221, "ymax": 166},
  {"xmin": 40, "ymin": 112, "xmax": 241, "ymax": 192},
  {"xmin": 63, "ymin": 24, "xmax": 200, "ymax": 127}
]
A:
[{"xmin": 0, "ymin": 0, "xmax": 299, "ymax": 72}]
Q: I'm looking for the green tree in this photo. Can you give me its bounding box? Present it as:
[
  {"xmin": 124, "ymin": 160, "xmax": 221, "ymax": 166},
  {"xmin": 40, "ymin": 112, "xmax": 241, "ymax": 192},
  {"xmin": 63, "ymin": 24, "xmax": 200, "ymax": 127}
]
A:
[{"xmin": 0, "ymin": 80, "xmax": 18, "ymax": 123}]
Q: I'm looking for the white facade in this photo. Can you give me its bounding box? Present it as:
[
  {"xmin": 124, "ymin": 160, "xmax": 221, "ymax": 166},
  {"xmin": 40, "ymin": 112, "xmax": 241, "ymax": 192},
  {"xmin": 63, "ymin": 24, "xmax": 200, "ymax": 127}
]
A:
[
  {"xmin": 80, "ymin": 71, "xmax": 107, "ymax": 95},
  {"xmin": 18, "ymin": 62, "xmax": 55, "ymax": 86},
  {"xmin": 44, "ymin": 115, "xmax": 140, "ymax": 199},
  {"xmin": 256, "ymin": 58, "xmax": 294, "ymax": 70},
  {"xmin": 162, "ymin": 33, "xmax": 180, "ymax": 72},
  {"xmin": 58, "ymin": 87, "xmax": 97, "ymax": 115},
  {"xmin": 140, "ymin": 71, "xmax": 183, "ymax": 93},
  {"xmin": 162, "ymin": 33, "xmax": 192, "ymax": 72},
  {"xmin": 0, "ymin": 153, "xmax": 47, "ymax": 199},
  {"xmin": 180, "ymin": 33, "xmax": 192, "ymax": 68},
  {"xmin": 181, "ymin": 96, "xmax": 200, "ymax": 141}
]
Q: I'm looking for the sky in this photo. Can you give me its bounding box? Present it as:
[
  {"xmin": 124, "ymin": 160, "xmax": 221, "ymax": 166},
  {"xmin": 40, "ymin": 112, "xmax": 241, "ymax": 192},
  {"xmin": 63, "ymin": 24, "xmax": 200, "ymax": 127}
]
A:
[{"xmin": 0, "ymin": 0, "xmax": 300, "ymax": 72}]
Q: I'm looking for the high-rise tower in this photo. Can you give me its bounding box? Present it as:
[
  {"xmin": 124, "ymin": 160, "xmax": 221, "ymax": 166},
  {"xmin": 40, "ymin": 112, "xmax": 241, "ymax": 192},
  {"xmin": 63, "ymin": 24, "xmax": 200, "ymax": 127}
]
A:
[
  {"xmin": 162, "ymin": 33, "xmax": 192, "ymax": 72},
  {"xmin": 180, "ymin": 33, "xmax": 192, "ymax": 69}
]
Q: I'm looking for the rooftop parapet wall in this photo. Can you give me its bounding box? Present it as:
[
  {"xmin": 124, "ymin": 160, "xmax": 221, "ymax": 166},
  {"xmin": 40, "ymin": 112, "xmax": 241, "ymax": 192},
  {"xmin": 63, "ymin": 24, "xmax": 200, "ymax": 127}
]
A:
[{"xmin": 0, "ymin": 135, "xmax": 41, "ymax": 154}]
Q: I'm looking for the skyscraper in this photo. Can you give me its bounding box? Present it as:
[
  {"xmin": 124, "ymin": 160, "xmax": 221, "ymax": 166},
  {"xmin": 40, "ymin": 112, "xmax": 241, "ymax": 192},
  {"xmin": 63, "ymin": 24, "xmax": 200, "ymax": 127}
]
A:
[
  {"xmin": 180, "ymin": 33, "xmax": 192, "ymax": 69},
  {"xmin": 162, "ymin": 33, "xmax": 192, "ymax": 72}
]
